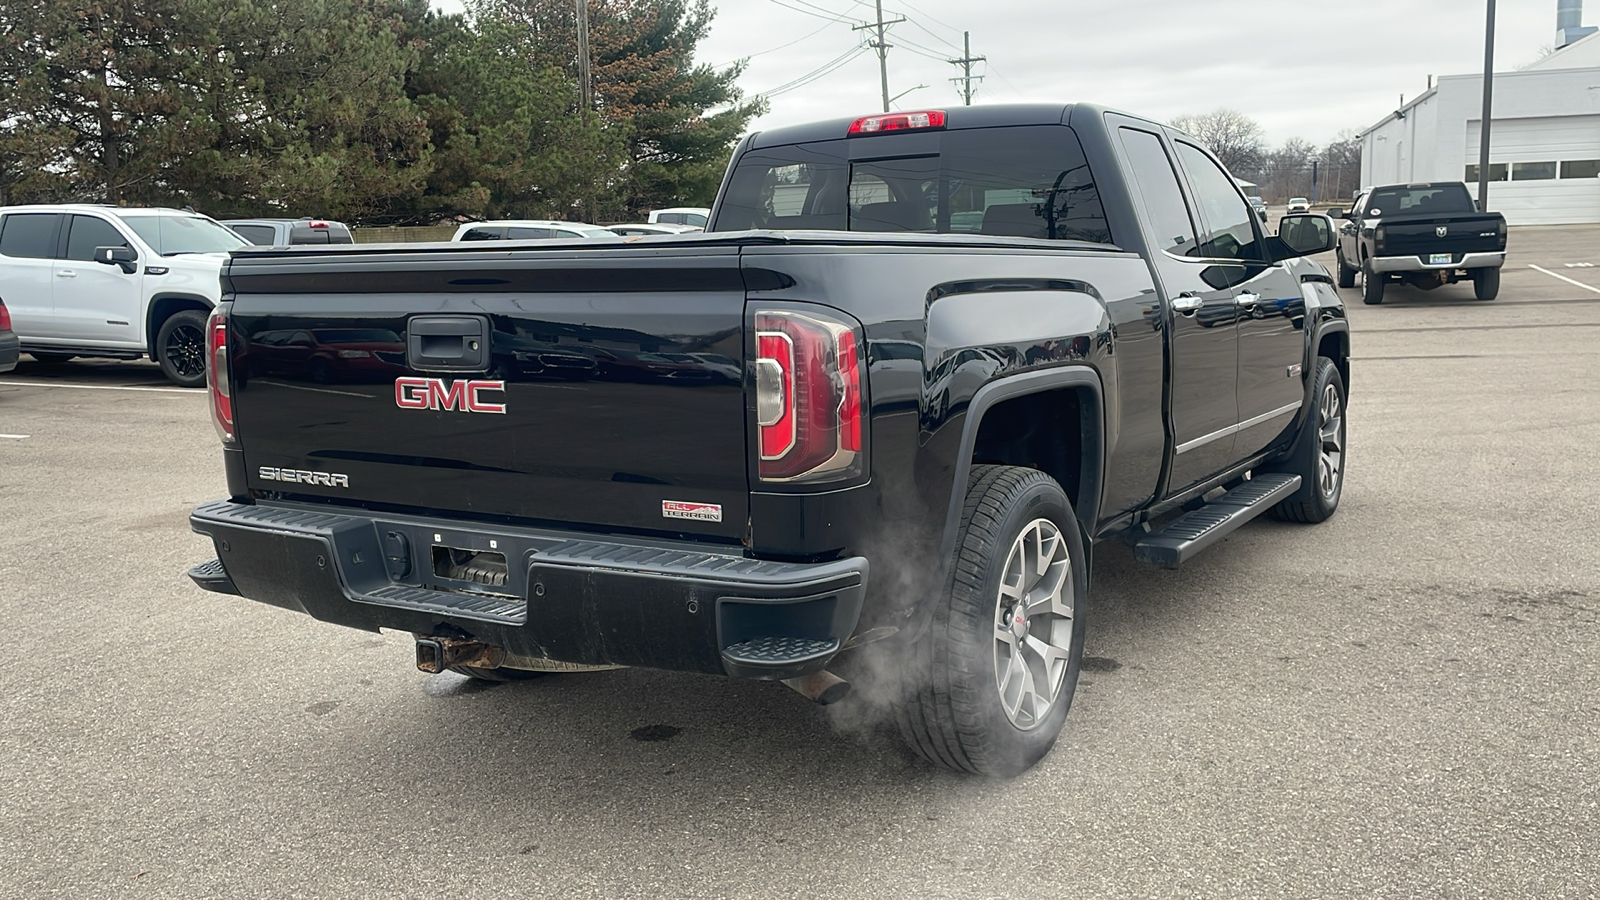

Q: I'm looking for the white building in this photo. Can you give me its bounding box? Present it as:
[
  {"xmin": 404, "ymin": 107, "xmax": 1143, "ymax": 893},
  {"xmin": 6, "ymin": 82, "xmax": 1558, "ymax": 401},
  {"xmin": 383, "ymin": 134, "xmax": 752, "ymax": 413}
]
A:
[{"xmin": 1359, "ymin": 31, "xmax": 1600, "ymax": 225}]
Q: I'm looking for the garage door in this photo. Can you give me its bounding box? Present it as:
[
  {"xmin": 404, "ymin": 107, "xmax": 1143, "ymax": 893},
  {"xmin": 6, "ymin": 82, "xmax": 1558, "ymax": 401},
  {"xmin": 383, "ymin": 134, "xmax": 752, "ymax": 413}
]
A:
[{"xmin": 1465, "ymin": 115, "xmax": 1600, "ymax": 225}]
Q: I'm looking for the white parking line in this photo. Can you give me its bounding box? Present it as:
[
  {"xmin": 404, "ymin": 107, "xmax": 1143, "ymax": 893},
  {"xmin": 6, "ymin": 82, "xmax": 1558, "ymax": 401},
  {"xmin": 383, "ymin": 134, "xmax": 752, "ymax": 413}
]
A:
[
  {"xmin": 1529, "ymin": 265, "xmax": 1600, "ymax": 295},
  {"xmin": 0, "ymin": 434, "xmax": 29, "ymax": 440},
  {"xmin": 0, "ymin": 380, "xmax": 200, "ymax": 394}
]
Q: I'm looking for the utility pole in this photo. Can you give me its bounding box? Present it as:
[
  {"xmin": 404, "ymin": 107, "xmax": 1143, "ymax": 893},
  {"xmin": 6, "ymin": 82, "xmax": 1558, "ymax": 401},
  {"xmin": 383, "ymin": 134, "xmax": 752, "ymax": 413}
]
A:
[
  {"xmin": 576, "ymin": 0, "xmax": 593, "ymax": 114},
  {"xmin": 1477, "ymin": 0, "xmax": 1496, "ymax": 211},
  {"xmin": 576, "ymin": 0, "xmax": 593, "ymax": 220},
  {"xmin": 947, "ymin": 31, "xmax": 985, "ymax": 106},
  {"xmin": 853, "ymin": 0, "xmax": 905, "ymax": 113}
]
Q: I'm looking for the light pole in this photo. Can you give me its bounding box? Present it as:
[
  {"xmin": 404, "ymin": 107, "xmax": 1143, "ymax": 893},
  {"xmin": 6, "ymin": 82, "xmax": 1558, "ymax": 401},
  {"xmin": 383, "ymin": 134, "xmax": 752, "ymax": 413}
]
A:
[{"xmin": 1477, "ymin": 0, "xmax": 1496, "ymax": 211}]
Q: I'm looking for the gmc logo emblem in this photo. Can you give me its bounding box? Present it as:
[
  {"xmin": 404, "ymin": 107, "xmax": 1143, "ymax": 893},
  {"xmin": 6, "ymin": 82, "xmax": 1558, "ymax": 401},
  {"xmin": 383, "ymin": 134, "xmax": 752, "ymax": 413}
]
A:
[{"xmin": 395, "ymin": 377, "xmax": 507, "ymax": 414}]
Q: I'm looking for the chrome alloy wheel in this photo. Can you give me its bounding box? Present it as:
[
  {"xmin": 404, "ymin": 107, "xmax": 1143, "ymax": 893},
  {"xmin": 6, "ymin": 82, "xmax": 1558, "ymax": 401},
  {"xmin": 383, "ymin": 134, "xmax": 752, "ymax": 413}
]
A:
[
  {"xmin": 993, "ymin": 518, "xmax": 1075, "ymax": 731},
  {"xmin": 1317, "ymin": 382, "xmax": 1345, "ymax": 499}
]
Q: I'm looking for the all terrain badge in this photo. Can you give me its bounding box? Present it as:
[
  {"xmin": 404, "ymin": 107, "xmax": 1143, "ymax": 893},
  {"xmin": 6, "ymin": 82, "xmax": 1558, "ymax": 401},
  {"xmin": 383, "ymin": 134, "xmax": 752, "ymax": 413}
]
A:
[{"xmin": 662, "ymin": 501, "xmax": 722, "ymax": 523}]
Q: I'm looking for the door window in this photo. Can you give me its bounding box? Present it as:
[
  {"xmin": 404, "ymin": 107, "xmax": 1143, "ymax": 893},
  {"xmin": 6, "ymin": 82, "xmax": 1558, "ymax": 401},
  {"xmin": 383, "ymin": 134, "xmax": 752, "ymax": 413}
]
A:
[
  {"xmin": 65, "ymin": 215, "xmax": 132, "ymax": 261},
  {"xmin": 1174, "ymin": 142, "xmax": 1263, "ymax": 262},
  {"xmin": 0, "ymin": 213, "xmax": 63, "ymax": 258},
  {"xmin": 231, "ymin": 224, "xmax": 278, "ymax": 245},
  {"xmin": 459, "ymin": 227, "xmax": 507, "ymax": 241},
  {"xmin": 508, "ymin": 227, "xmax": 557, "ymax": 239},
  {"xmin": 1116, "ymin": 129, "xmax": 1198, "ymax": 256}
]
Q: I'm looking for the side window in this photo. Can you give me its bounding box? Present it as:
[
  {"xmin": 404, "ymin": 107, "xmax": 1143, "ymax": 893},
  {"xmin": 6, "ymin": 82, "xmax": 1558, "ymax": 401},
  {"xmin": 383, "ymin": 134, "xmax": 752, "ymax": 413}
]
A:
[
  {"xmin": 0, "ymin": 213, "xmax": 63, "ymax": 259},
  {"xmin": 1117, "ymin": 128, "xmax": 1198, "ymax": 256},
  {"xmin": 1174, "ymin": 142, "xmax": 1263, "ymax": 262},
  {"xmin": 659, "ymin": 213, "xmax": 686, "ymax": 225},
  {"xmin": 686, "ymin": 213, "xmax": 707, "ymax": 227},
  {"xmin": 231, "ymin": 224, "xmax": 278, "ymax": 245},
  {"xmin": 459, "ymin": 227, "xmax": 507, "ymax": 241},
  {"xmin": 64, "ymin": 215, "xmax": 132, "ymax": 261},
  {"xmin": 508, "ymin": 227, "xmax": 556, "ymax": 239}
]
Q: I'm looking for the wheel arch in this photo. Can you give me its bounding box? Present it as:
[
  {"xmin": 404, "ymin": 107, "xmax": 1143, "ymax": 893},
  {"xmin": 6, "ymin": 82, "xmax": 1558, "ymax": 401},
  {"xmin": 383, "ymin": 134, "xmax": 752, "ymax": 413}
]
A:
[
  {"xmin": 145, "ymin": 293, "xmax": 214, "ymax": 353},
  {"xmin": 937, "ymin": 367, "xmax": 1106, "ymax": 570},
  {"xmin": 1312, "ymin": 320, "xmax": 1350, "ymax": 397}
]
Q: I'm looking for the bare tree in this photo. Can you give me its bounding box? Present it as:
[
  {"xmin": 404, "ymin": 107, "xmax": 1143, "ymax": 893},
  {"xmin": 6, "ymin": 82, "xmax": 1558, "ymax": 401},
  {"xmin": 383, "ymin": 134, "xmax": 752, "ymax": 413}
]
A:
[{"xmin": 1170, "ymin": 108, "xmax": 1266, "ymax": 177}]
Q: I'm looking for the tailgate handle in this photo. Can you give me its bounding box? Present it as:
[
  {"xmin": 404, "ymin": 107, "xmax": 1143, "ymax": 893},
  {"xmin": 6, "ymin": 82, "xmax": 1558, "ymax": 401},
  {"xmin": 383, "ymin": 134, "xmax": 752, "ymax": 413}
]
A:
[{"xmin": 407, "ymin": 315, "xmax": 490, "ymax": 372}]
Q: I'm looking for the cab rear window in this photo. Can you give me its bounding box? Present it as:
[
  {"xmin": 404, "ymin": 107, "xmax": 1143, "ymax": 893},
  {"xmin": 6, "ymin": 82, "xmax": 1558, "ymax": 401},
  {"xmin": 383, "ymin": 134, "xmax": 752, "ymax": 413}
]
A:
[{"xmin": 716, "ymin": 125, "xmax": 1112, "ymax": 244}]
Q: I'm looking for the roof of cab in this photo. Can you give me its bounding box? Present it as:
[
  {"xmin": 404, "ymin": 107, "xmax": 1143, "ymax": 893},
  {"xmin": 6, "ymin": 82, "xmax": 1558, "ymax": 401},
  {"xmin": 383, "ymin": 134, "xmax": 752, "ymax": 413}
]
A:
[{"xmin": 748, "ymin": 103, "xmax": 1077, "ymax": 149}]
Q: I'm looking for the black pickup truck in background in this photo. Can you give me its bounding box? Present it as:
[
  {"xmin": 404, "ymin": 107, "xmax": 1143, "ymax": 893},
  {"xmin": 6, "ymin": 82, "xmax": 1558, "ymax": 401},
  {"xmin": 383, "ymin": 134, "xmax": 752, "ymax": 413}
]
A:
[
  {"xmin": 1331, "ymin": 181, "xmax": 1508, "ymax": 304},
  {"xmin": 187, "ymin": 104, "xmax": 1350, "ymax": 777}
]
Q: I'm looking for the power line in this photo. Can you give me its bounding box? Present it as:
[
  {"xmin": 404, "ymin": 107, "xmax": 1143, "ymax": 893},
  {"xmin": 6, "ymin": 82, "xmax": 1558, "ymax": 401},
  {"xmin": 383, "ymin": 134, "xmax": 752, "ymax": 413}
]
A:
[
  {"xmin": 766, "ymin": 0, "xmax": 854, "ymax": 24},
  {"xmin": 758, "ymin": 44, "xmax": 870, "ymax": 97},
  {"xmin": 715, "ymin": 17, "xmax": 841, "ymax": 67}
]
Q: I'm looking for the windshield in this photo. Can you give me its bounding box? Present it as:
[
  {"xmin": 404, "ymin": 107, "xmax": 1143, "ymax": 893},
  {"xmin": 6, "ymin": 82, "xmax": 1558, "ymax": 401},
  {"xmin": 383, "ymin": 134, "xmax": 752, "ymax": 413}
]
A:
[
  {"xmin": 715, "ymin": 125, "xmax": 1112, "ymax": 244},
  {"xmin": 121, "ymin": 214, "xmax": 249, "ymax": 255},
  {"xmin": 1363, "ymin": 184, "xmax": 1475, "ymax": 216}
]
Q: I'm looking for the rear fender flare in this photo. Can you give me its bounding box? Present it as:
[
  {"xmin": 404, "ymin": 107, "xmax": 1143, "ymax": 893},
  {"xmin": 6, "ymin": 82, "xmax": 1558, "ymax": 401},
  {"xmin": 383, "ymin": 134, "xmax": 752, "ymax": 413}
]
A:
[{"xmin": 908, "ymin": 367, "xmax": 1105, "ymax": 640}]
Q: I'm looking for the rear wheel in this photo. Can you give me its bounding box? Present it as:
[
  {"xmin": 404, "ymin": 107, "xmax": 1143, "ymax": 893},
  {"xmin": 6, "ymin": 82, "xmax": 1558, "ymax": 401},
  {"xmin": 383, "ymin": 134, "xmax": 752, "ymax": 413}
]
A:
[
  {"xmin": 1361, "ymin": 262, "xmax": 1385, "ymax": 305},
  {"xmin": 1267, "ymin": 357, "xmax": 1346, "ymax": 524},
  {"xmin": 154, "ymin": 309, "xmax": 208, "ymax": 387},
  {"xmin": 1472, "ymin": 267, "xmax": 1500, "ymax": 301},
  {"xmin": 1335, "ymin": 249, "xmax": 1356, "ymax": 289},
  {"xmin": 895, "ymin": 465, "xmax": 1086, "ymax": 778}
]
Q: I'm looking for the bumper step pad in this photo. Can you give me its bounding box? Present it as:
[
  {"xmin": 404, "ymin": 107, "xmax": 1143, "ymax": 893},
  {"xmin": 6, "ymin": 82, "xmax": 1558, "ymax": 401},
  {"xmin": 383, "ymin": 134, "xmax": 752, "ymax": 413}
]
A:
[
  {"xmin": 1132, "ymin": 473, "xmax": 1301, "ymax": 568},
  {"xmin": 723, "ymin": 636, "xmax": 840, "ymax": 666},
  {"xmin": 188, "ymin": 558, "xmax": 240, "ymax": 595}
]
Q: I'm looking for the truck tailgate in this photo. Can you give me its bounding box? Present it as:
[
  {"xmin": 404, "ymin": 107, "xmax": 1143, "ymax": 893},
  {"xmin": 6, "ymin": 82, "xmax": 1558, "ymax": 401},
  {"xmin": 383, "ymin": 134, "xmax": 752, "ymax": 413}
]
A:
[
  {"xmin": 226, "ymin": 246, "xmax": 749, "ymax": 541},
  {"xmin": 1379, "ymin": 214, "xmax": 1503, "ymax": 258}
]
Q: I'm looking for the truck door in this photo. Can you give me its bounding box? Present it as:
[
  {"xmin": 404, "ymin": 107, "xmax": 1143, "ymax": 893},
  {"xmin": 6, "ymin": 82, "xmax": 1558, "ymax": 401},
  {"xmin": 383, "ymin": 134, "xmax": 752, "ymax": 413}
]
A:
[
  {"xmin": 1113, "ymin": 124, "xmax": 1240, "ymax": 493},
  {"xmin": 52, "ymin": 214, "xmax": 143, "ymax": 346},
  {"xmin": 1169, "ymin": 141, "xmax": 1306, "ymax": 463},
  {"xmin": 0, "ymin": 212, "xmax": 64, "ymax": 340}
]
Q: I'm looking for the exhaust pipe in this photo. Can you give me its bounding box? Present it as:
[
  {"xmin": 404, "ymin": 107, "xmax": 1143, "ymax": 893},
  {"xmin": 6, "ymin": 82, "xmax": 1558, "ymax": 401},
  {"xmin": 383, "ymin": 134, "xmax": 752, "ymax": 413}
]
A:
[
  {"xmin": 415, "ymin": 636, "xmax": 505, "ymax": 674},
  {"xmin": 782, "ymin": 669, "xmax": 851, "ymax": 705}
]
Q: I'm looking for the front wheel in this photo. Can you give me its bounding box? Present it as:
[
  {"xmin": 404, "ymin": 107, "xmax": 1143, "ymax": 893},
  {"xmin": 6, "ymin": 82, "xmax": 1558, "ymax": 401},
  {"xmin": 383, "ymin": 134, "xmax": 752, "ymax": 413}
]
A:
[
  {"xmin": 895, "ymin": 465, "xmax": 1087, "ymax": 778},
  {"xmin": 1335, "ymin": 249, "xmax": 1356, "ymax": 289},
  {"xmin": 1472, "ymin": 267, "xmax": 1500, "ymax": 301},
  {"xmin": 1267, "ymin": 357, "xmax": 1347, "ymax": 523},
  {"xmin": 154, "ymin": 309, "xmax": 209, "ymax": 388}
]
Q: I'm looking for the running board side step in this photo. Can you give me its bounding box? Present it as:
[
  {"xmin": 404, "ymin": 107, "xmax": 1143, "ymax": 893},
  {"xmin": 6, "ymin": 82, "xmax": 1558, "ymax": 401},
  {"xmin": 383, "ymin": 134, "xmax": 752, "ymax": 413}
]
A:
[{"xmin": 1132, "ymin": 473, "xmax": 1301, "ymax": 569}]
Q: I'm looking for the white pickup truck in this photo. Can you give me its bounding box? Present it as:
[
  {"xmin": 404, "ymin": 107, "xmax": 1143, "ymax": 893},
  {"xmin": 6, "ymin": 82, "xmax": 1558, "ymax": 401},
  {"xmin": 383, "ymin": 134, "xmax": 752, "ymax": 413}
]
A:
[{"xmin": 0, "ymin": 204, "xmax": 248, "ymax": 386}]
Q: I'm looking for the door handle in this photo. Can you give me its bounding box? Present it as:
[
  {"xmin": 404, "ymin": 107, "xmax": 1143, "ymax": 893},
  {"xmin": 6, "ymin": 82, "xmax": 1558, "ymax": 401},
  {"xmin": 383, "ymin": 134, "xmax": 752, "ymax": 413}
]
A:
[
  {"xmin": 56, "ymin": 270, "xmax": 77, "ymax": 278},
  {"xmin": 1171, "ymin": 295, "xmax": 1203, "ymax": 314},
  {"xmin": 1235, "ymin": 292, "xmax": 1262, "ymax": 307}
]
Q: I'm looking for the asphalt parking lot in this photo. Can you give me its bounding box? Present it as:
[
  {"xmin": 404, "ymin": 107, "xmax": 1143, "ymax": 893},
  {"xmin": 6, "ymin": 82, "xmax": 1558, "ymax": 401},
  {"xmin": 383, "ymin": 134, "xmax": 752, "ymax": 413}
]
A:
[{"xmin": 2, "ymin": 225, "xmax": 1597, "ymax": 898}]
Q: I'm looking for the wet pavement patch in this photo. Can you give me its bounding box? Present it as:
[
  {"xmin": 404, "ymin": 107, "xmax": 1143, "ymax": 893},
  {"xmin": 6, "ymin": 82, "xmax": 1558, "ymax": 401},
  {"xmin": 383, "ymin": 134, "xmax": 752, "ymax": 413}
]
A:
[{"xmin": 630, "ymin": 724, "xmax": 682, "ymax": 742}]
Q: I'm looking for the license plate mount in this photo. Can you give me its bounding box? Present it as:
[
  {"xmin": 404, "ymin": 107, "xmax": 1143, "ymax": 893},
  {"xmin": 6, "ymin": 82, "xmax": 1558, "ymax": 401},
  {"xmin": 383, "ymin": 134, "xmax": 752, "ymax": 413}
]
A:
[{"xmin": 1429, "ymin": 253, "xmax": 1452, "ymax": 265}]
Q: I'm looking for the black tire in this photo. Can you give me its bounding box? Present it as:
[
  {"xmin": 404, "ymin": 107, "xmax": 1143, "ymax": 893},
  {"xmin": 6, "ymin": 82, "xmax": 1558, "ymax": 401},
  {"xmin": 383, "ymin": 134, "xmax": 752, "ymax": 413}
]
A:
[
  {"xmin": 895, "ymin": 465, "xmax": 1087, "ymax": 778},
  {"xmin": 1266, "ymin": 357, "xmax": 1346, "ymax": 524},
  {"xmin": 1472, "ymin": 266, "xmax": 1500, "ymax": 301},
  {"xmin": 1335, "ymin": 249, "xmax": 1356, "ymax": 289},
  {"xmin": 448, "ymin": 665, "xmax": 548, "ymax": 682},
  {"xmin": 154, "ymin": 308, "xmax": 209, "ymax": 388},
  {"xmin": 29, "ymin": 352, "xmax": 76, "ymax": 364},
  {"xmin": 1361, "ymin": 262, "xmax": 1384, "ymax": 305}
]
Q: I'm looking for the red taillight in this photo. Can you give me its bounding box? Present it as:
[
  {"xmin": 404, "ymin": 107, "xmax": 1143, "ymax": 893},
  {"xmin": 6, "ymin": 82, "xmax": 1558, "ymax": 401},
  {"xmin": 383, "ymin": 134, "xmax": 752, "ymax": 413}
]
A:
[
  {"xmin": 0, "ymin": 300, "xmax": 11, "ymax": 332},
  {"xmin": 754, "ymin": 310, "xmax": 865, "ymax": 483},
  {"xmin": 847, "ymin": 110, "xmax": 947, "ymax": 135},
  {"xmin": 206, "ymin": 308, "xmax": 235, "ymax": 444}
]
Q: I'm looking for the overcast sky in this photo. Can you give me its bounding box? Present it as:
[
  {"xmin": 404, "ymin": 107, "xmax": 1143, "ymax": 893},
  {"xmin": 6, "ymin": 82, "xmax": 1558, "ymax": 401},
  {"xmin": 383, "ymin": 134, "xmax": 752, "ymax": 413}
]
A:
[{"xmin": 433, "ymin": 0, "xmax": 1583, "ymax": 146}]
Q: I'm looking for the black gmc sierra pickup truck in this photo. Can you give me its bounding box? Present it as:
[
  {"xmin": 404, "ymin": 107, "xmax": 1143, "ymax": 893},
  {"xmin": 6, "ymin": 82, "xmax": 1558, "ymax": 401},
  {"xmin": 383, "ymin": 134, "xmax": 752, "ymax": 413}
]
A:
[
  {"xmin": 188, "ymin": 104, "xmax": 1350, "ymax": 777},
  {"xmin": 1331, "ymin": 181, "xmax": 1508, "ymax": 304}
]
